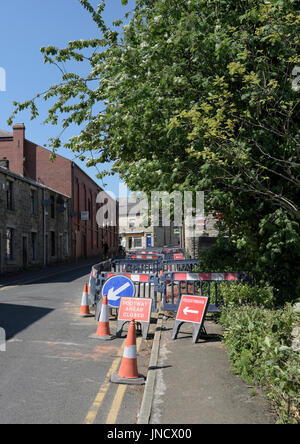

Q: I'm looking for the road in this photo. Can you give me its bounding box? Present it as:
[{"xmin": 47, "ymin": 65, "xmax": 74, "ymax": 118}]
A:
[{"xmin": 0, "ymin": 261, "xmax": 150, "ymax": 424}]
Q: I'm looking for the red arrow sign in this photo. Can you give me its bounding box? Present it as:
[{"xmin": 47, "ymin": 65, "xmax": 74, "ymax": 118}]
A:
[{"xmin": 176, "ymin": 295, "xmax": 209, "ymax": 324}]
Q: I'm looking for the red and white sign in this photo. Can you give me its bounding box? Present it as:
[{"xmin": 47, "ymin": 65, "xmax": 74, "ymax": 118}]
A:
[
  {"xmin": 118, "ymin": 297, "xmax": 152, "ymax": 323},
  {"xmin": 174, "ymin": 253, "xmax": 184, "ymax": 260},
  {"xmin": 176, "ymin": 295, "xmax": 209, "ymax": 324}
]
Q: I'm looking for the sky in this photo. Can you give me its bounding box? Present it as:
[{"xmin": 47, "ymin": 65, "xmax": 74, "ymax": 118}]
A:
[{"xmin": 0, "ymin": 0, "xmax": 136, "ymax": 198}]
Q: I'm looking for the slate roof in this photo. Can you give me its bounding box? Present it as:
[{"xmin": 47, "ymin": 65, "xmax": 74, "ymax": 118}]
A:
[{"xmin": 0, "ymin": 129, "xmax": 12, "ymax": 138}]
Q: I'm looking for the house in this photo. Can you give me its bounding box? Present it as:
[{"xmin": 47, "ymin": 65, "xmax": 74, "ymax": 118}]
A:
[
  {"xmin": 0, "ymin": 124, "xmax": 119, "ymax": 259},
  {"xmin": 0, "ymin": 162, "xmax": 71, "ymax": 274},
  {"xmin": 118, "ymin": 197, "xmax": 180, "ymax": 250}
]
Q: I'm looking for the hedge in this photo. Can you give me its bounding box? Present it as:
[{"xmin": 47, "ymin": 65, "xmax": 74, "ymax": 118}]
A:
[{"xmin": 217, "ymin": 283, "xmax": 300, "ymax": 424}]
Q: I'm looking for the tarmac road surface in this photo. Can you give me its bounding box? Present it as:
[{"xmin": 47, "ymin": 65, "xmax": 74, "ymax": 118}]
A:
[{"xmin": 0, "ymin": 261, "xmax": 150, "ymax": 425}]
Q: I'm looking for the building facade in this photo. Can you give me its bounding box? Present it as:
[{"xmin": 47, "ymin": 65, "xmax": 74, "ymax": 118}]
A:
[
  {"xmin": 184, "ymin": 213, "xmax": 219, "ymax": 258},
  {"xmin": 0, "ymin": 164, "xmax": 71, "ymax": 274},
  {"xmin": 0, "ymin": 124, "xmax": 119, "ymax": 259},
  {"xmin": 118, "ymin": 198, "xmax": 180, "ymax": 250}
]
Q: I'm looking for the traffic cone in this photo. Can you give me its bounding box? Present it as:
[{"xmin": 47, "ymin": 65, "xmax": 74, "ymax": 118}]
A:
[
  {"xmin": 111, "ymin": 320, "xmax": 145, "ymax": 385},
  {"xmin": 88, "ymin": 273, "xmax": 92, "ymax": 296},
  {"xmin": 79, "ymin": 283, "xmax": 93, "ymax": 317},
  {"xmin": 89, "ymin": 294, "xmax": 113, "ymax": 340}
]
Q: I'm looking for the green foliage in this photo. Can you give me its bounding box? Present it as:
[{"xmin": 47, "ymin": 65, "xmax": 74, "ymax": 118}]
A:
[
  {"xmin": 220, "ymin": 303, "xmax": 300, "ymax": 424},
  {"xmin": 8, "ymin": 0, "xmax": 300, "ymax": 299},
  {"xmin": 197, "ymin": 214, "xmax": 300, "ymax": 303},
  {"xmin": 218, "ymin": 282, "xmax": 275, "ymax": 309},
  {"xmin": 197, "ymin": 237, "xmax": 246, "ymax": 272}
]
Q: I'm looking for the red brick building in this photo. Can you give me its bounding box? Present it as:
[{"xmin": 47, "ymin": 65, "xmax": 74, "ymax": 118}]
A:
[{"xmin": 0, "ymin": 124, "xmax": 119, "ymax": 259}]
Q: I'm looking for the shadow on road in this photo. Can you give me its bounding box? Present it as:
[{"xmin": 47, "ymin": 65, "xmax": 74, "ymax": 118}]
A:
[
  {"xmin": 0, "ymin": 303, "xmax": 53, "ymax": 340},
  {"xmin": 0, "ymin": 258, "xmax": 99, "ymax": 288}
]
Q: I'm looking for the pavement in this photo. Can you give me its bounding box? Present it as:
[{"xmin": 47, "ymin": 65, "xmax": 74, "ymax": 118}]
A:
[{"xmin": 138, "ymin": 313, "xmax": 276, "ymax": 425}]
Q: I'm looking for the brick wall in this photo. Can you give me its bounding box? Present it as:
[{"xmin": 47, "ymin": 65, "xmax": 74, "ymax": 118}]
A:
[{"xmin": 0, "ymin": 124, "xmax": 119, "ymax": 260}]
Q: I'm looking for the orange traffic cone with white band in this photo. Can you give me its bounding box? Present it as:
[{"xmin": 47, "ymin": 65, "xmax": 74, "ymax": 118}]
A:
[
  {"xmin": 89, "ymin": 294, "xmax": 113, "ymax": 340},
  {"xmin": 79, "ymin": 283, "xmax": 93, "ymax": 317},
  {"xmin": 111, "ymin": 320, "xmax": 145, "ymax": 385},
  {"xmin": 88, "ymin": 273, "xmax": 92, "ymax": 296}
]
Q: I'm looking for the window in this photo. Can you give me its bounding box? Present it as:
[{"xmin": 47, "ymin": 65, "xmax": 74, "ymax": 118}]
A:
[
  {"xmin": 133, "ymin": 237, "xmax": 142, "ymax": 248},
  {"xmin": 50, "ymin": 231, "xmax": 56, "ymax": 256},
  {"xmin": 30, "ymin": 189, "xmax": 36, "ymax": 215},
  {"xmin": 6, "ymin": 181, "xmax": 13, "ymax": 210},
  {"xmin": 31, "ymin": 232, "xmax": 37, "ymax": 261},
  {"xmin": 50, "ymin": 196, "xmax": 55, "ymax": 218},
  {"xmin": 6, "ymin": 228, "xmax": 13, "ymax": 260}
]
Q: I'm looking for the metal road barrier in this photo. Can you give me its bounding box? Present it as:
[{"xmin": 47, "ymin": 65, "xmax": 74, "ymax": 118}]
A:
[
  {"xmin": 89, "ymin": 260, "xmax": 112, "ymax": 305},
  {"xmin": 158, "ymin": 271, "xmax": 251, "ymax": 313},
  {"xmin": 112, "ymin": 258, "xmax": 198, "ymax": 274},
  {"xmin": 112, "ymin": 259, "xmax": 162, "ymax": 273},
  {"xmin": 162, "ymin": 247, "xmax": 185, "ymax": 254},
  {"xmin": 127, "ymin": 253, "xmax": 164, "ymax": 260},
  {"xmin": 94, "ymin": 271, "xmax": 160, "ymax": 314},
  {"xmin": 162, "ymin": 259, "xmax": 198, "ymax": 272},
  {"xmin": 129, "ymin": 248, "xmax": 163, "ymax": 255},
  {"xmin": 163, "ymin": 252, "xmax": 186, "ymax": 260},
  {"xmin": 89, "ymin": 258, "xmax": 250, "ymax": 316}
]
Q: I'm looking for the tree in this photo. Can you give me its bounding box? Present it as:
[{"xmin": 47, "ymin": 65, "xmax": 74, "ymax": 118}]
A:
[{"xmin": 8, "ymin": 0, "xmax": 300, "ymax": 300}]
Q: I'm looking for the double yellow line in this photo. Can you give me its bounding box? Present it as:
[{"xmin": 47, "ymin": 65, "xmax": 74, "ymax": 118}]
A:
[{"xmin": 84, "ymin": 337, "xmax": 143, "ymax": 425}]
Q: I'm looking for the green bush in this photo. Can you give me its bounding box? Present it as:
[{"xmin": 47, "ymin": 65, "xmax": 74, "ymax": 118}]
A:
[
  {"xmin": 218, "ymin": 282, "xmax": 275, "ymax": 309},
  {"xmin": 219, "ymin": 303, "xmax": 300, "ymax": 424}
]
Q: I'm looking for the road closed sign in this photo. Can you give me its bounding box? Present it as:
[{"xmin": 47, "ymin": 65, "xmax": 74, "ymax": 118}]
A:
[{"xmin": 172, "ymin": 295, "xmax": 210, "ymax": 344}]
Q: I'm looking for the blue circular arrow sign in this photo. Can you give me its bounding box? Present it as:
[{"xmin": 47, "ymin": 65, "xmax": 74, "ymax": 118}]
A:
[{"xmin": 102, "ymin": 275, "xmax": 135, "ymax": 308}]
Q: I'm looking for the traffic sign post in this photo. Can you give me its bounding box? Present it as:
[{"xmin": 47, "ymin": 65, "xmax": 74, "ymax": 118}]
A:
[
  {"xmin": 116, "ymin": 297, "xmax": 152, "ymax": 339},
  {"xmin": 172, "ymin": 295, "xmax": 210, "ymax": 344}
]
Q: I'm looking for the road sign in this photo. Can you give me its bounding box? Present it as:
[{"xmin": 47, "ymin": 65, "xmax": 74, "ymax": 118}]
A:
[
  {"xmin": 116, "ymin": 297, "xmax": 152, "ymax": 339},
  {"xmin": 174, "ymin": 253, "xmax": 184, "ymax": 260},
  {"xmin": 118, "ymin": 297, "xmax": 152, "ymax": 323},
  {"xmin": 81, "ymin": 211, "xmax": 90, "ymax": 221},
  {"xmin": 102, "ymin": 275, "xmax": 135, "ymax": 308},
  {"xmin": 172, "ymin": 295, "xmax": 209, "ymax": 343}
]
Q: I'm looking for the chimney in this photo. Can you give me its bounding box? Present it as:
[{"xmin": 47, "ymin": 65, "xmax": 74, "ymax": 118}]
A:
[{"xmin": 13, "ymin": 123, "xmax": 25, "ymax": 176}]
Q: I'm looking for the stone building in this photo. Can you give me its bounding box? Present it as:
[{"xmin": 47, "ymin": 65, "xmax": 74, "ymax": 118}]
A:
[
  {"xmin": 0, "ymin": 164, "xmax": 71, "ymax": 274},
  {"xmin": 0, "ymin": 124, "xmax": 119, "ymax": 259},
  {"xmin": 184, "ymin": 213, "xmax": 219, "ymax": 258},
  {"xmin": 118, "ymin": 198, "xmax": 180, "ymax": 250}
]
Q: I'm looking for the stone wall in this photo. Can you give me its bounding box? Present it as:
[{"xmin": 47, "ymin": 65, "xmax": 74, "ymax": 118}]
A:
[
  {"xmin": 0, "ymin": 168, "xmax": 71, "ymax": 274},
  {"xmin": 185, "ymin": 214, "xmax": 219, "ymax": 259}
]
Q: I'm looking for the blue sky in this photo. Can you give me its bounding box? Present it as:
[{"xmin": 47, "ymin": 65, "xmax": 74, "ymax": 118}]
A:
[{"xmin": 0, "ymin": 0, "xmax": 135, "ymax": 197}]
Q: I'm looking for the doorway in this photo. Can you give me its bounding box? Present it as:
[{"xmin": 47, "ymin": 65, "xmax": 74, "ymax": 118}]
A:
[{"xmin": 147, "ymin": 235, "xmax": 152, "ymax": 248}]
